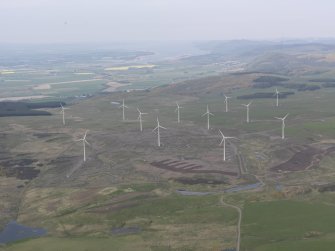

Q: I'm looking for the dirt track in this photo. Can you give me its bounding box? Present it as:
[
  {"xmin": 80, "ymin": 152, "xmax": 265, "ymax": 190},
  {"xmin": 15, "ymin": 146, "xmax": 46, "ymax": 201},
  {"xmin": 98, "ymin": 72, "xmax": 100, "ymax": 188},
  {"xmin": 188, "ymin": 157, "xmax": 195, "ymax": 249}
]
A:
[{"xmin": 220, "ymin": 196, "xmax": 241, "ymax": 251}]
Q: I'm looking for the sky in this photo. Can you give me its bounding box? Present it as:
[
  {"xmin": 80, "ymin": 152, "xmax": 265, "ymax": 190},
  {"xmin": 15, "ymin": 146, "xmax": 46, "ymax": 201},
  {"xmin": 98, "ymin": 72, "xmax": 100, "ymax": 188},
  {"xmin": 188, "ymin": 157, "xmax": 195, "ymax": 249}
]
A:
[{"xmin": 1, "ymin": 0, "xmax": 335, "ymax": 43}]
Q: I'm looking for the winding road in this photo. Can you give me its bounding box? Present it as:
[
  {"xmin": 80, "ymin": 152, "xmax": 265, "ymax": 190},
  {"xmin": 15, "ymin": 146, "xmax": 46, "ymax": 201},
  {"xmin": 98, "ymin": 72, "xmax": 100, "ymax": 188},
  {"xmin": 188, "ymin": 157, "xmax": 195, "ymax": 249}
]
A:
[{"xmin": 220, "ymin": 195, "xmax": 242, "ymax": 251}]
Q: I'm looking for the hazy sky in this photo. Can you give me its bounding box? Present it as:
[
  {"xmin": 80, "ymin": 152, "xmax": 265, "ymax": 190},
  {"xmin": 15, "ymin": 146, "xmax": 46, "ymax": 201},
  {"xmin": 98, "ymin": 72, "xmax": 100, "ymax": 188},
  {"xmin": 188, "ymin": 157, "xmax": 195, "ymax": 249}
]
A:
[{"xmin": 1, "ymin": 0, "xmax": 334, "ymax": 43}]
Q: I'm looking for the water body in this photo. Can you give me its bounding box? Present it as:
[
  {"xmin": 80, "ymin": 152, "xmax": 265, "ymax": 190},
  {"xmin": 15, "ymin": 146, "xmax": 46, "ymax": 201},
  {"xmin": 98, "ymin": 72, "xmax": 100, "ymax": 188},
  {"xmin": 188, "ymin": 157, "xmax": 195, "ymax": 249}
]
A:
[
  {"xmin": 0, "ymin": 221, "xmax": 47, "ymax": 244},
  {"xmin": 176, "ymin": 189, "xmax": 215, "ymax": 196},
  {"xmin": 112, "ymin": 227, "xmax": 141, "ymax": 235},
  {"xmin": 224, "ymin": 182, "xmax": 263, "ymax": 193},
  {"xmin": 176, "ymin": 182, "xmax": 263, "ymax": 196},
  {"xmin": 275, "ymin": 183, "xmax": 283, "ymax": 191}
]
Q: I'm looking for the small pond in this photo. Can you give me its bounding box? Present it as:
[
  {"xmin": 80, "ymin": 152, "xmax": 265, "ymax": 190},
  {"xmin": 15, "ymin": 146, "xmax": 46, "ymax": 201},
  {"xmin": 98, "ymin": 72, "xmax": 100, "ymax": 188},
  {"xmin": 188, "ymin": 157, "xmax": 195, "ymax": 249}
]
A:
[{"xmin": 0, "ymin": 221, "xmax": 47, "ymax": 244}]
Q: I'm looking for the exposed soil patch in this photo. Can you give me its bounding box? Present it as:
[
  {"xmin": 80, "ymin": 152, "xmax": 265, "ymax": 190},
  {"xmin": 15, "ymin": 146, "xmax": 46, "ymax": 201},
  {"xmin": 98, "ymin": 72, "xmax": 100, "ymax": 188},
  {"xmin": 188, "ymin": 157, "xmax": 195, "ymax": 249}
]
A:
[
  {"xmin": 271, "ymin": 146, "xmax": 335, "ymax": 172},
  {"xmin": 151, "ymin": 159, "xmax": 238, "ymax": 177}
]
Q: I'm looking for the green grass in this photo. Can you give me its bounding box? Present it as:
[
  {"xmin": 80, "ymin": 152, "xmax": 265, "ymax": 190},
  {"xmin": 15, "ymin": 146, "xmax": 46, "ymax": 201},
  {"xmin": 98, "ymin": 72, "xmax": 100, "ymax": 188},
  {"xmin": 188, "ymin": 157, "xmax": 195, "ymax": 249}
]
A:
[
  {"xmin": 242, "ymin": 200, "xmax": 335, "ymax": 251},
  {"xmin": 0, "ymin": 236, "xmax": 150, "ymax": 251},
  {"xmin": 3, "ymin": 195, "xmax": 238, "ymax": 251}
]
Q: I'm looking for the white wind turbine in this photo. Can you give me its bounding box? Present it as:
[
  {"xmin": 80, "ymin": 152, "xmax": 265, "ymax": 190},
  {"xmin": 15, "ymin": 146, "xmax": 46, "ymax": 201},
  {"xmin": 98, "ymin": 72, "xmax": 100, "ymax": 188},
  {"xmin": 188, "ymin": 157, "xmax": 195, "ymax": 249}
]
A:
[
  {"xmin": 76, "ymin": 130, "xmax": 90, "ymax": 162},
  {"xmin": 274, "ymin": 88, "xmax": 280, "ymax": 107},
  {"xmin": 119, "ymin": 99, "xmax": 128, "ymax": 121},
  {"xmin": 219, "ymin": 130, "xmax": 238, "ymax": 161},
  {"xmin": 242, "ymin": 101, "xmax": 252, "ymax": 123},
  {"xmin": 175, "ymin": 102, "xmax": 183, "ymax": 123},
  {"xmin": 202, "ymin": 105, "xmax": 214, "ymax": 130},
  {"xmin": 137, "ymin": 108, "xmax": 148, "ymax": 132},
  {"xmin": 275, "ymin": 113, "xmax": 289, "ymax": 139},
  {"xmin": 153, "ymin": 117, "xmax": 166, "ymax": 147},
  {"xmin": 224, "ymin": 95, "xmax": 231, "ymax": 112},
  {"xmin": 60, "ymin": 103, "xmax": 68, "ymax": 126}
]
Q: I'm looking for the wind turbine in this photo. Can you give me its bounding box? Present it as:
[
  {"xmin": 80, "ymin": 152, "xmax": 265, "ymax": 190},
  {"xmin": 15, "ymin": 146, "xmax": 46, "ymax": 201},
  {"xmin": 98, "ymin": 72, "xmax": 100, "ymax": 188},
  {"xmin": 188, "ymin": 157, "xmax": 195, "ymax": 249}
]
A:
[
  {"xmin": 202, "ymin": 105, "xmax": 214, "ymax": 130},
  {"xmin": 76, "ymin": 130, "xmax": 90, "ymax": 162},
  {"xmin": 242, "ymin": 101, "xmax": 252, "ymax": 123},
  {"xmin": 224, "ymin": 95, "xmax": 231, "ymax": 112},
  {"xmin": 137, "ymin": 108, "xmax": 147, "ymax": 132},
  {"xmin": 275, "ymin": 113, "xmax": 289, "ymax": 139},
  {"xmin": 153, "ymin": 117, "xmax": 166, "ymax": 147},
  {"xmin": 274, "ymin": 88, "xmax": 280, "ymax": 107},
  {"xmin": 60, "ymin": 103, "xmax": 68, "ymax": 126},
  {"xmin": 175, "ymin": 102, "xmax": 183, "ymax": 123},
  {"xmin": 119, "ymin": 99, "xmax": 128, "ymax": 121},
  {"xmin": 219, "ymin": 130, "xmax": 237, "ymax": 161}
]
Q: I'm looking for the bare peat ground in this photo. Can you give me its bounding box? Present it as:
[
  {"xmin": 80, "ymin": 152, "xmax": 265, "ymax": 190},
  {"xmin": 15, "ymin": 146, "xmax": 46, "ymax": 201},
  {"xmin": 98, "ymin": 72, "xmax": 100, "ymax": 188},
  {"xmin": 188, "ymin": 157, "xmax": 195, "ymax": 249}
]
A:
[
  {"xmin": 151, "ymin": 159, "xmax": 238, "ymax": 177},
  {"xmin": 271, "ymin": 146, "xmax": 335, "ymax": 172}
]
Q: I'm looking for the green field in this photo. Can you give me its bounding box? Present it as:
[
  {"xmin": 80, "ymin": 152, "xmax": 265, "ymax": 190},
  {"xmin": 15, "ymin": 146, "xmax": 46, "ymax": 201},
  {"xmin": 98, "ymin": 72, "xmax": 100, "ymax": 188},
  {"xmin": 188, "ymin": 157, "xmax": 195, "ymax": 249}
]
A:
[{"xmin": 242, "ymin": 200, "xmax": 335, "ymax": 251}]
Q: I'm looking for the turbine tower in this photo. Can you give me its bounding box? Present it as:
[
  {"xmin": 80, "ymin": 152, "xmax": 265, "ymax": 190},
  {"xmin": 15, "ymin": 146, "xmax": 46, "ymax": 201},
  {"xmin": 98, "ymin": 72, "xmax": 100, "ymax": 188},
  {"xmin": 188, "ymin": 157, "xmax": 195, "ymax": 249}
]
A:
[
  {"xmin": 153, "ymin": 117, "xmax": 166, "ymax": 147},
  {"xmin": 219, "ymin": 130, "xmax": 237, "ymax": 161},
  {"xmin": 224, "ymin": 95, "xmax": 231, "ymax": 112},
  {"xmin": 202, "ymin": 105, "xmax": 214, "ymax": 130},
  {"xmin": 137, "ymin": 108, "xmax": 148, "ymax": 132},
  {"xmin": 175, "ymin": 102, "xmax": 183, "ymax": 123},
  {"xmin": 119, "ymin": 99, "xmax": 128, "ymax": 121},
  {"xmin": 76, "ymin": 130, "xmax": 90, "ymax": 162},
  {"xmin": 274, "ymin": 88, "xmax": 280, "ymax": 107},
  {"xmin": 275, "ymin": 113, "xmax": 289, "ymax": 139},
  {"xmin": 60, "ymin": 103, "xmax": 67, "ymax": 126},
  {"xmin": 242, "ymin": 101, "xmax": 252, "ymax": 123}
]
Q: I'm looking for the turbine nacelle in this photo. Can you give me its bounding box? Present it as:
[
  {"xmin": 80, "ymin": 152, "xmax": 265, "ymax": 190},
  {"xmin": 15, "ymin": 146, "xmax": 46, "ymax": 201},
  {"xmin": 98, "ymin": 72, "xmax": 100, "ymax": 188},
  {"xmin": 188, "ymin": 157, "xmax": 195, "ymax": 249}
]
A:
[
  {"xmin": 75, "ymin": 130, "xmax": 90, "ymax": 162},
  {"xmin": 275, "ymin": 113, "xmax": 289, "ymax": 121},
  {"xmin": 242, "ymin": 101, "xmax": 252, "ymax": 107}
]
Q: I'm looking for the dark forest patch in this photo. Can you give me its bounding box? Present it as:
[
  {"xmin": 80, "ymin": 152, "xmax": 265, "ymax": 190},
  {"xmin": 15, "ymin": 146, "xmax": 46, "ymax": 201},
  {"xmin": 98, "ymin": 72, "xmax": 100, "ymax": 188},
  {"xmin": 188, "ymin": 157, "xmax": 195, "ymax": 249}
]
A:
[
  {"xmin": 318, "ymin": 183, "xmax": 335, "ymax": 193},
  {"xmin": 253, "ymin": 76, "xmax": 289, "ymax": 83},
  {"xmin": 322, "ymin": 83, "xmax": 335, "ymax": 88},
  {"xmin": 309, "ymin": 78, "xmax": 335, "ymax": 83},
  {"xmin": 0, "ymin": 101, "xmax": 65, "ymax": 117},
  {"xmin": 237, "ymin": 92, "xmax": 294, "ymax": 99}
]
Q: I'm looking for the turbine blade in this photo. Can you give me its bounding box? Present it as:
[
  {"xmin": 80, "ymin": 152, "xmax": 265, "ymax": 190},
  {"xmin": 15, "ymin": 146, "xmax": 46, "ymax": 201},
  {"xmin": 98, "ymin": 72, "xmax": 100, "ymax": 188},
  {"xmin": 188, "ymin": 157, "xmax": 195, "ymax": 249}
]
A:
[
  {"xmin": 219, "ymin": 130, "xmax": 224, "ymax": 138},
  {"xmin": 160, "ymin": 126, "xmax": 167, "ymax": 130},
  {"xmin": 84, "ymin": 130, "xmax": 88, "ymax": 139},
  {"xmin": 219, "ymin": 139, "xmax": 224, "ymax": 146},
  {"xmin": 226, "ymin": 137, "xmax": 238, "ymax": 139},
  {"xmin": 283, "ymin": 113, "xmax": 289, "ymax": 119}
]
